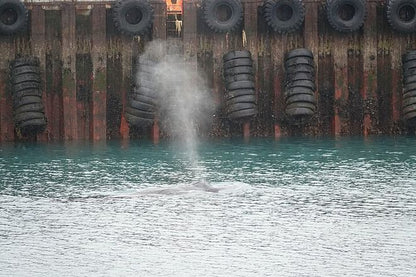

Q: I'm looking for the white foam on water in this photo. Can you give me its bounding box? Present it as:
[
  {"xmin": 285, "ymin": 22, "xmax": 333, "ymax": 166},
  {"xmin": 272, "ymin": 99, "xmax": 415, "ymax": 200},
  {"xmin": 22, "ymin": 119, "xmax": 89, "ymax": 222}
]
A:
[{"xmin": 92, "ymin": 180, "xmax": 253, "ymax": 198}]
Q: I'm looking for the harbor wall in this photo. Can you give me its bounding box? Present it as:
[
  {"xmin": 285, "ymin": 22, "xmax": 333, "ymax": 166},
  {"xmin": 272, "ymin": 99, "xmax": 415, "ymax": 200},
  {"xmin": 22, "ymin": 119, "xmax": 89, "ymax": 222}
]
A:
[{"xmin": 0, "ymin": 0, "xmax": 415, "ymax": 142}]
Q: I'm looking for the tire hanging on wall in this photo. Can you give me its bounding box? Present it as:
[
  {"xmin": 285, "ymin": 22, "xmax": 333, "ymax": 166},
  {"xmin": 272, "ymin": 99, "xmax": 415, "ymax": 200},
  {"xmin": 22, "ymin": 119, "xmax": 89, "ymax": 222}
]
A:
[
  {"xmin": 0, "ymin": 0, "xmax": 28, "ymax": 35},
  {"xmin": 10, "ymin": 57, "xmax": 47, "ymax": 136},
  {"xmin": 401, "ymin": 50, "xmax": 416, "ymax": 124},
  {"xmin": 126, "ymin": 55, "xmax": 158, "ymax": 128},
  {"xmin": 387, "ymin": 0, "xmax": 416, "ymax": 33},
  {"xmin": 222, "ymin": 50, "xmax": 257, "ymax": 121},
  {"xmin": 203, "ymin": 0, "xmax": 243, "ymax": 33},
  {"xmin": 263, "ymin": 0, "xmax": 305, "ymax": 33},
  {"xmin": 283, "ymin": 48, "xmax": 317, "ymax": 122},
  {"xmin": 326, "ymin": 0, "xmax": 367, "ymax": 32},
  {"xmin": 112, "ymin": 0, "xmax": 154, "ymax": 36}
]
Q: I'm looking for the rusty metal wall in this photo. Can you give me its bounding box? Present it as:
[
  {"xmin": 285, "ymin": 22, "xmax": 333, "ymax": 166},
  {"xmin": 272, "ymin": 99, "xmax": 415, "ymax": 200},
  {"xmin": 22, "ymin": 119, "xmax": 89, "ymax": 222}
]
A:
[{"xmin": 0, "ymin": 0, "xmax": 415, "ymax": 142}]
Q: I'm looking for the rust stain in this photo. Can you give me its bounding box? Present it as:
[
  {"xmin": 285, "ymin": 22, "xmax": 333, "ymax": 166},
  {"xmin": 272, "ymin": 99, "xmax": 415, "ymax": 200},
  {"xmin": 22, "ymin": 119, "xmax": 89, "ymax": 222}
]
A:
[
  {"xmin": 152, "ymin": 120, "xmax": 160, "ymax": 144},
  {"xmin": 0, "ymin": 1, "xmax": 413, "ymax": 141}
]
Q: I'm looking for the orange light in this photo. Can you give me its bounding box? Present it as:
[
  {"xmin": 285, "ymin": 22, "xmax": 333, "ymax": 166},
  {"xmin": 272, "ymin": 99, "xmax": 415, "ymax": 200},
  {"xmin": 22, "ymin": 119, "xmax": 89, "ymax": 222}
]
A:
[{"xmin": 166, "ymin": 0, "xmax": 183, "ymax": 13}]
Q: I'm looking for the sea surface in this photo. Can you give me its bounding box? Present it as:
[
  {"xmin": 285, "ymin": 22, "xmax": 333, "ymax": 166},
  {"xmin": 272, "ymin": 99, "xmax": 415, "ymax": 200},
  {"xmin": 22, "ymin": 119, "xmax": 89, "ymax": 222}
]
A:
[{"xmin": 1, "ymin": 137, "xmax": 415, "ymax": 276}]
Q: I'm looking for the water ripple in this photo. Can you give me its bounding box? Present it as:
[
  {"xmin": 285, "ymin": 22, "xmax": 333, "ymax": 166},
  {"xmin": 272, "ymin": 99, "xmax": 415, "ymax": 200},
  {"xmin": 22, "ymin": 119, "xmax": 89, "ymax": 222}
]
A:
[{"xmin": 1, "ymin": 138, "xmax": 416, "ymax": 276}]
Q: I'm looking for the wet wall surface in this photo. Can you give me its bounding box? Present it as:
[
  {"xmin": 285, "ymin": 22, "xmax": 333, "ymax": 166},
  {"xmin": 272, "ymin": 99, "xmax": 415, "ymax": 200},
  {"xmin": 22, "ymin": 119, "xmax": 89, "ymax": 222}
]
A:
[{"xmin": 0, "ymin": 0, "xmax": 415, "ymax": 142}]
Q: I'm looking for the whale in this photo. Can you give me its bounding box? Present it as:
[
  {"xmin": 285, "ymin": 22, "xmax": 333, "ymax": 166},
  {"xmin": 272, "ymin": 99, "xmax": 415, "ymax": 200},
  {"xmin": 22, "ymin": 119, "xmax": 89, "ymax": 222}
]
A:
[
  {"xmin": 63, "ymin": 180, "xmax": 251, "ymax": 202},
  {"xmin": 136, "ymin": 179, "xmax": 219, "ymax": 195}
]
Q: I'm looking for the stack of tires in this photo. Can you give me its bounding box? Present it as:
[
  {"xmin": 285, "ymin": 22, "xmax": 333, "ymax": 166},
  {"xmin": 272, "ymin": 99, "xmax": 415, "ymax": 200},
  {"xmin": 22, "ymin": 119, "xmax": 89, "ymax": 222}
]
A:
[
  {"xmin": 126, "ymin": 56, "xmax": 158, "ymax": 127},
  {"xmin": 10, "ymin": 57, "xmax": 46, "ymax": 136},
  {"xmin": 222, "ymin": 50, "xmax": 257, "ymax": 120},
  {"xmin": 284, "ymin": 48, "xmax": 317, "ymax": 119},
  {"xmin": 401, "ymin": 51, "xmax": 416, "ymax": 124}
]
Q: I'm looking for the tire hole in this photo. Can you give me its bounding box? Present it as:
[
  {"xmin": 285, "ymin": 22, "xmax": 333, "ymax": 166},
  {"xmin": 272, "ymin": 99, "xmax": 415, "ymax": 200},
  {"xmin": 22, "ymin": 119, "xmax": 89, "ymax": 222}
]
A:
[
  {"xmin": 338, "ymin": 4, "xmax": 355, "ymax": 21},
  {"xmin": 215, "ymin": 4, "xmax": 232, "ymax": 22},
  {"xmin": 398, "ymin": 4, "xmax": 416, "ymax": 22},
  {"xmin": 276, "ymin": 4, "xmax": 293, "ymax": 21},
  {"xmin": 125, "ymin": 7, "xmax": 143, "ymax": 25},
  {"xmin": 0, "ymin": 8, "xmax": 18, "ymax": 25}
]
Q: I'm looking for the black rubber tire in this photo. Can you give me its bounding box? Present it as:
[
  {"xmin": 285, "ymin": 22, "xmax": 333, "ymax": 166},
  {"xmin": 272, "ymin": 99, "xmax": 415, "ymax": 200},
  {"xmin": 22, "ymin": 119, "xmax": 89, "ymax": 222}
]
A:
[
  {"xmin": 14, "ymin": 102, "xmax": 44, "ymax": 114},
  {"xmin": 14, "ymin": 111, "xmax": 44, "ymax": 123},
  {"xmin": 404, "ymin": 110, "xmax": 416, "ymax": 120},
  {"xmin": 137, "ymin": 58, "xmax": 156, "ymax": 66},
  {"xmin": 133, "ymin": 86, "xmax": 157, "ymax": 98},
  {"xmin": 10, "ymin": 57, "xmax": 39, "ymax": 69},
  {"xmin": 223, "ymin": 58, "xmax": 252, "ymax": 69},
  {"xmin": 403, "ymin": 51, "xmax": 416, "ymax": 63},
  {"xmin": 403, "ymin": 89, "xmax": 416, "ymax": 99},
  {"xmin": 228, "ymin": 107, "xmax": 257, "ymax": 120},
  {"xmin": 286, "ymin": 79, "xmax": 316, "ymax": 90},
  {"xmin": 286, "ymin": 72, "xmax": 315, "ymax": 82},
  {"xmin": 17, "ymin": 119, "xmax": 46, "ymax": 136},
  {"xmin": 404, "ymin": 82, "xmax": 416, "ymax": 92},
  {"xmin": 17, "ymin": 117, "xmax": 46, "ymax": 130},
  {"xmin": 403, "ymin": 60, "xmax": 416, "ymax": 70},
  {"xmin": 11, "ymin": 73, "xmax": 41, "ymax": 84},
  {"xmin": 402, "ymin": 104, "xmax": 416, "ymax": 111},
  {"xmin": 263, "ymin": 0, "xmax": 305, "ymax": 33},
  {"xmin": 226, "ymin": 94, "xmax": 256, "ymax": 106},
  {"xmin": 227, "ymin": 102, "xmax": 256, "ymax": 113},
  {"xmin": 286, "ymin": 93, "xmax": 315, "ymax": 104},
  {"xmin": 137, "ymin": 68, "xmax": 156, "ymax": 77},
  {"xmin": 285, "ymin": 107, "xmax": 315, "ymax": 116},
  {"xmin": 285, "ymin": 87, "xmax": 315, "ymax": 98},
  {"xmin": 226, "ymin": 80, "xmax": 255, "ymax": 90},
  {"xmin": 286, "ymin": 64, "xmax": 315, "ymax": 74},
  {"xmin": 137, "ymin": 60, "xmax": 156, "ymax": 70},
  {"xmin": 137, "ymin": 56, "xmax": 156, "ymax": 66},
  {"xmin": 0, "ymin": 0, "xmax": 28, "ymax": 35},
  {"xmin": 125, "ymin": 106, "xmax": 154, "ymax": 119},
  {"xmin": 223, "ymin": 50, "xmax": 251, "ymax": 62},
  {"xmin": 131, "ymin": 93, "xmax": 158, "ymax": 106},
  {"xmin": 129, "ymin": 99, "xmax": 155, "ymax": 112},
  {"xmin": 13, "ymin": 95, "xmax": 42, "ymax": 107},
  {"xmin": 10, "ymin": 65, "xmax": 39, "ymax": 76},
  {"xmin": 137, "ymin": 79, "xmax": 155, "ymax": 90},
  {"xmin": 112, "ymin": 0, "xmax": 154, "ymax": 36},
  {"xmin": 403, "ymin": 67, "xmax": 416, "ymax": 77},
  {"xmin": 12, "ymin": 81, "xmax": 41, "ymax": 92},
  {"xmin": 326, "ymin": 0, "xmax": 367, "ymax": 32},
  {"xmin": 203, "ymin": 0, "xmax": 243, "ymax": 33},
  {"xmin": 225, "ymin": 88, "xmax": 255, "ymax": 100},
  {"xmin": 404, "ymin": 74, "xmax": 416, "ymax": 84},
  {"xmin": 403, "ymin": 96, "xmax": 416, "ymax": 107},
  {"xmin": 403, "ymin": 66, "xmax": 416, "ymax": 74},
  {"xmin": 224, "ymin": 73, "xmax": 254, "ymax": 84},
  {"xmin": 285, "ymin": 57, "xmax": 314, "ymax": 68},
  {"xmin": 285, "ymin": 48, "xmax": 313, "ymax": 61},
  {"xmin": 125, "ymin": 112, "xmax": 154, "ymax": 126},
  {"xmin": 12, "ymin": 88, "xmax": 42, "ymax": 99},
  {"xmin": 224, "ymin": 66, "xmax": 254, "ymax": 76},
  {"xmin": 286, "ymin": 101, "xmax": 316, "ymax": 111},
  {"xmin": 136, "ymin": 70, "xmax": 154, "ymax": 80},
  {"xmin": 403, "ymin": 103, "xmax": 416, "ymax": 114},
  {"xmin": 387, "ymin": 0, "xmax": 416, "ymax": 33}
]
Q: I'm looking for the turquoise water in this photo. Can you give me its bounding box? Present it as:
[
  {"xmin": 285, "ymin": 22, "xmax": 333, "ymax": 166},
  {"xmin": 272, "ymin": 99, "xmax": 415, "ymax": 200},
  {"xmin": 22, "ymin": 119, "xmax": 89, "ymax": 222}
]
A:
[{"xmin": 1, "ymin": 137, "xmax": 416, "ymax": 276}]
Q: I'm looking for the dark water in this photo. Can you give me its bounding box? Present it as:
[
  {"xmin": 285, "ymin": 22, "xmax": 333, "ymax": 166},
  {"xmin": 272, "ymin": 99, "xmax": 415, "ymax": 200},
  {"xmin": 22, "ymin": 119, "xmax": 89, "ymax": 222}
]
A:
[{"xmin": 1, "ymin": 137, "xmax": 416, "ymax": 276}]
